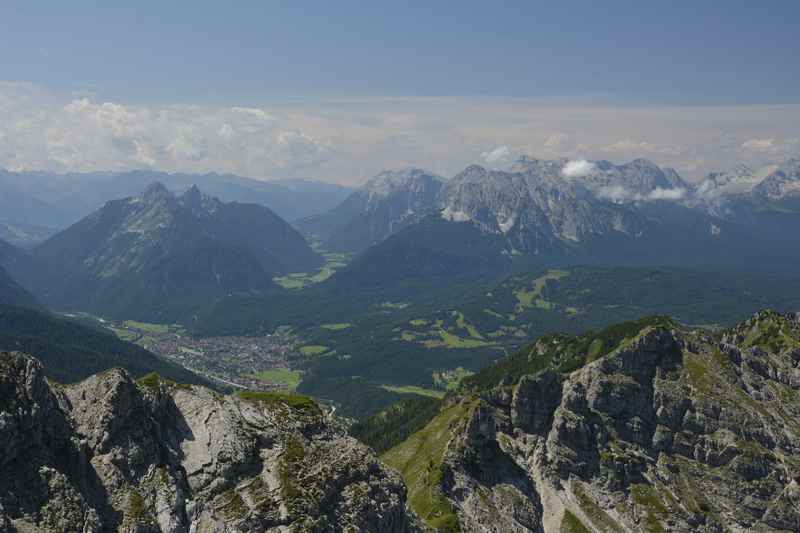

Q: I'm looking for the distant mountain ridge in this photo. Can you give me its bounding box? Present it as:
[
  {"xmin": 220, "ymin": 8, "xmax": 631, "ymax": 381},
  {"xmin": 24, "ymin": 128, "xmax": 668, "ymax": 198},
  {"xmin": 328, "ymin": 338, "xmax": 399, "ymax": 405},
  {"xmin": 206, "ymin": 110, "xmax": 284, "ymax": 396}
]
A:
[
  {"xmin": 0, "ymin": 168, "xmax": 353, "ymax": 245},
  {"xmin": 22, "ymin": 183, "xmax": 321, "ymax": 321},
  {"xmin": 298, "ymin": 168, "xmax": 444, "ymax": 251},
  {"xmin": 300, "ymin": 157, "xmax": 699, "ymax": 253},
  {"xmin": 302, "ymin": 156, "xmax": 800, "ymax": 273}
]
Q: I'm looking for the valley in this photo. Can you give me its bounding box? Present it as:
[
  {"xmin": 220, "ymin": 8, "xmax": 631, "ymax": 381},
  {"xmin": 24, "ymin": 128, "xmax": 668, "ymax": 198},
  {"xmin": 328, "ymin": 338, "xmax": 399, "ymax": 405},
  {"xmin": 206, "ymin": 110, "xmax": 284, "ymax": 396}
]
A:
[
  {"xmin": 272, "ymin": 247, "xmax": 354, "ymax": 290},
  {"xmin": 65, "ymin": 262, "xmax": 800, "ymax": 420},
  {"xmin": 77, "ymin": 315, "xmax": 301, "ymax": 392}
]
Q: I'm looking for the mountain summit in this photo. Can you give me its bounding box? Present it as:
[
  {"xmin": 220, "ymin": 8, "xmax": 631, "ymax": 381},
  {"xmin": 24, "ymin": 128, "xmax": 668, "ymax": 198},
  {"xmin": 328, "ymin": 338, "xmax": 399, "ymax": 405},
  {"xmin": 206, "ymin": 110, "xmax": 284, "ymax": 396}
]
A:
[
  {"xmin": 29, "ymin": 184, "xmax": 321, "ymax": 321},
  {"xmin": 298, "ymin": 168, "xmax": 444, "ymax": 252}
]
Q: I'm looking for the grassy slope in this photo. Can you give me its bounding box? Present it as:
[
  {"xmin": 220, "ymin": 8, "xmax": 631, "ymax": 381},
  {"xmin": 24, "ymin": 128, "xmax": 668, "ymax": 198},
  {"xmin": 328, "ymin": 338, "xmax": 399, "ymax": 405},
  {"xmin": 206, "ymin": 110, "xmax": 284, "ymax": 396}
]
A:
[{"xmin": 382, "ymin": 401, "xmax": 473, "ymax": 532}]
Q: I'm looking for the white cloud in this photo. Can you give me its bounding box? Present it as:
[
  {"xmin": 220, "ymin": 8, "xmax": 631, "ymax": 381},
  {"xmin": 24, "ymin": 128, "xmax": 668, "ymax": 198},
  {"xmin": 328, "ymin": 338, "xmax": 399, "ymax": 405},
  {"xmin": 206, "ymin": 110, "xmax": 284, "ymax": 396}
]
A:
[
  {"xmin": 480, "ymin": 145, "xmax": 511, "ymax": 164},
  {"xmin": 604, "ymin": 139, "xmax": 657, "ymax": 152},
  {"xmin": 561, "ymin": 159, "xmax": 595, "ymax": 178},
  {"xmin": 596, "ymin": 185, "xmax": 633, "ymax": 203},
  {"xmin": 646, "ymin": 187, "xmax": 686, "ymax": 201},
  {"xmin": 741, "ymin": 138, "xmax": 777, "ymax": 152},
  {"xmin": 544, "ymin": 133, "xmax": 569, "ymax": 148},
  {"xmin": 596, "ymin": 185, "xmax": 686, "ymax": 203},
  {"xmin": 0, "ymin": 82, "xmax": 799, "ymax": 184},
  {"xmin": 0, "ymin": 86, "xmax": 330, "ymax": 178}
]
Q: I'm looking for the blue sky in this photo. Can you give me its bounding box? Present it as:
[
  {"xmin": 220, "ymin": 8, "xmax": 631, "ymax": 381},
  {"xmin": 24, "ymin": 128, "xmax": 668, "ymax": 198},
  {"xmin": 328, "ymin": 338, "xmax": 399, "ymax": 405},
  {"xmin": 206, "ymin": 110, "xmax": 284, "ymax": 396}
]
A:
[
  {"xmin": 2, "ymin": 1, "xmax": 798, "ymax": 104},
  {"xmin": 0, "ymin": 1, "xmax": 798, "ymax": 183}
]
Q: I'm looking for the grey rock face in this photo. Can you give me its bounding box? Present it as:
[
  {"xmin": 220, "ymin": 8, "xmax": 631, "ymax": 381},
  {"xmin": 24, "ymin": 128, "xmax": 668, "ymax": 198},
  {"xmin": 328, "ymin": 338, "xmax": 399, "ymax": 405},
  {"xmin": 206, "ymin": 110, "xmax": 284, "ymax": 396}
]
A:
[
  {"xmin": 305, "ymin": 156, "xmax": 800, "ymax": 259},
  {"xmin": 423, "ymin": 312, "xmax": 800, "ymax": 532},
  {"xmin": 306, "ymin": 157, "xmax": 695, "ymax": 254},
  {"xmin": 697, "ymin": 158, "xmax": 800, "ymax": 205},
  {"xmin": 300, "ymin": 168, "xmax": 444, "ymax": 252},
  {"xmin": 0, "ymin": 352, "xmax": 419, "ymax": 532},
  {"xmin": 752, "ymin": 159, "xmax": 800, "ymax": 202},
  {"xmin": 437, "ymin": 158, "xmax": 684, "ymax": 252}
]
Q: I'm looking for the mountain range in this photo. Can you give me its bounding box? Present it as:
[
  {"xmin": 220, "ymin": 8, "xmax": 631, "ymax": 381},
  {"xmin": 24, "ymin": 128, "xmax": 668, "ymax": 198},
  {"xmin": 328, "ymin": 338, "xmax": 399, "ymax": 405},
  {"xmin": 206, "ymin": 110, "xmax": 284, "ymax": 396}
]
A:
[
  {"xmin": 3, "ymin": 183, "xmax": 321, "ymax": 322},
  {"xmin": 298, "ymin": 168, "xmax": 445, "ymax": 252},
  {"xmin": 299, "ymin": 157, "xmax": 800, "ymax": 278},
  {"xmin": 0, "ymin": 168, "xmax": 353, "ymax": 245},
  {"xmin": 2, "ymin": 155, "xmax": 795, "ymax": 330}
]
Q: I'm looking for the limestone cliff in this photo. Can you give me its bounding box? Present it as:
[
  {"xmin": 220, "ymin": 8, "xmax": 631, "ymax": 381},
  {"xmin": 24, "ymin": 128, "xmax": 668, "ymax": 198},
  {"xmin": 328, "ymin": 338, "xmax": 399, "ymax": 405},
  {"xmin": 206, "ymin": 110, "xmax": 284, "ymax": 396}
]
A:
[
  {"xmin": 384, "ymin": 312, "xmax": 800, "ymax": 532},
  {"xmin": 0, "ymin": 352, "xmax": 419, "ymax": 532}
]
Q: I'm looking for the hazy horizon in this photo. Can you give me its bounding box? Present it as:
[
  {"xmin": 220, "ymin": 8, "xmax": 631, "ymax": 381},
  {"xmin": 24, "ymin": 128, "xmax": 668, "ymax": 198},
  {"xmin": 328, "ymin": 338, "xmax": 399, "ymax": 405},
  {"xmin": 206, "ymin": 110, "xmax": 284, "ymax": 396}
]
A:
[{"xmin": 1, "ymin": 1, "xmax": 798, "ymax": 185}]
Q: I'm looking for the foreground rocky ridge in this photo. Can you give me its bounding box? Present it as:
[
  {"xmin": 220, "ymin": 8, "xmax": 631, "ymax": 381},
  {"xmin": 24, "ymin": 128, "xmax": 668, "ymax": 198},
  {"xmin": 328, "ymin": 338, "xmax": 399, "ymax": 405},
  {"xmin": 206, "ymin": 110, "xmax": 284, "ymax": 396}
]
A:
[
  {"xmin": 0, "ymin": 352, "xmax": 419, "ymax": 532},
  {"xmin": 384, "ymin": 311, "xmax": 800, "ymax": 532}
]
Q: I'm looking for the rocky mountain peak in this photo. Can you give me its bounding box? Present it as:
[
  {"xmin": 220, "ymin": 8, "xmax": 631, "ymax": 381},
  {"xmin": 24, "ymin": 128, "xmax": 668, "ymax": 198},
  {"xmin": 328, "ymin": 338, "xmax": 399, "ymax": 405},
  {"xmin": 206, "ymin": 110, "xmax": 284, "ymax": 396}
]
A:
[
  {"xmin": 0, "ymin": 351, "xmax": 420, "ymax": 531},
  {"xmin": 459, "ymin": 164, "xmax": 489, "ymax": 177},
  {"xmin": 184, "ymin": 183, "xmax": 202, "ymax": 198},
  {"xmin": 140, "ymin": 181, "xmax": 172, "ymax": 204},
  {"xmin": 698, "ymin": 158, "xmax": 800, "ymax": 202},
  {"xmin": 179, "ymin": 184, "xmax": 222, "ymax": 216},
  {"xmin": 29, "ymin": 181, "xmax": 322, "ymax": 320},
  {"xmin": 697, "ymin": 164, "xmax": 762, "ymax": 197},
  {"xmin": 362, "ymin": 168, "xmax": 444, "ymax": 199},
  {"xmin": 628, "ymin": 157, "xmax": 660, "ymax": 170},
  {"xmin": 509, "ymin": 156, "xmax": 566, "ymax": 179},
  {"xmin": 438, "ymin": 156, "xmax": 692, "ymax": 246},
  {"xmin": 753, "ymin": 163, "xmax": 800, "ymax": 201}
]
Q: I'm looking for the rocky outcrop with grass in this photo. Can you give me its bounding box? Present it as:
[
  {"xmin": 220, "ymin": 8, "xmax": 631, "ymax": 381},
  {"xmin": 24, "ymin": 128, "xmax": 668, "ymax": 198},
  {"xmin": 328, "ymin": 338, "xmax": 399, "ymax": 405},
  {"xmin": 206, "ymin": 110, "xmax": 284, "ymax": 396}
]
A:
[
  {"xmin": 383, "ymin": 311, "xmax": 800, "ymax": 532},
  {"xmin": 0, "ymin": 352, "xmax": 419, "ymax": 532}
]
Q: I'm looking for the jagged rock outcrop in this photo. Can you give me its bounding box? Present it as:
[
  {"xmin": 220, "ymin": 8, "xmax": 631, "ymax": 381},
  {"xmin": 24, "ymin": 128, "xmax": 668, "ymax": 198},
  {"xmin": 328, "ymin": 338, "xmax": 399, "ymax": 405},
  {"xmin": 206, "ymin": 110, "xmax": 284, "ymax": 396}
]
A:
[
  {"xmin": 390, "ymin": 312, "xmax": 800, "ymax": 532},
  {"xmin": 0, "ymin": 352, "xmax": 420, "ymax": 532}
]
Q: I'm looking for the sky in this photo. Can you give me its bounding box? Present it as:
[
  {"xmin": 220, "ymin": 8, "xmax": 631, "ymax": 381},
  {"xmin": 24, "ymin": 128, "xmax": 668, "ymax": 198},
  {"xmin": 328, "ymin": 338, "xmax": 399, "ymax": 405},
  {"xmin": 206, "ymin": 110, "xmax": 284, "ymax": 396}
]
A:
[{"xmin": 1, "ymin": 1, "xmax": 799, "ymax": 184}]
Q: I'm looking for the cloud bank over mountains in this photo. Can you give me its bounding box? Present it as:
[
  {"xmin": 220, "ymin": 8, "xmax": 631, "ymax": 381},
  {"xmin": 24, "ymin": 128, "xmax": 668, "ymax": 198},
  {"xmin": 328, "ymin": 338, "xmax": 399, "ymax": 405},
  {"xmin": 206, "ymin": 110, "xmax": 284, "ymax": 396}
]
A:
[
  {"xmin": 596, "ymin": 184, "xmax": 687, "ymax": 203},
  {"xmin": 0, "ymin": 81, "xmax": 798, "ymax": 185},
  {"xmin": 561, "ymin": 159, "xmax": 595, "ymax": 178},
  {"xmin": 0, "ymin": 82, "xmax": 330, "ymax": 179}
]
